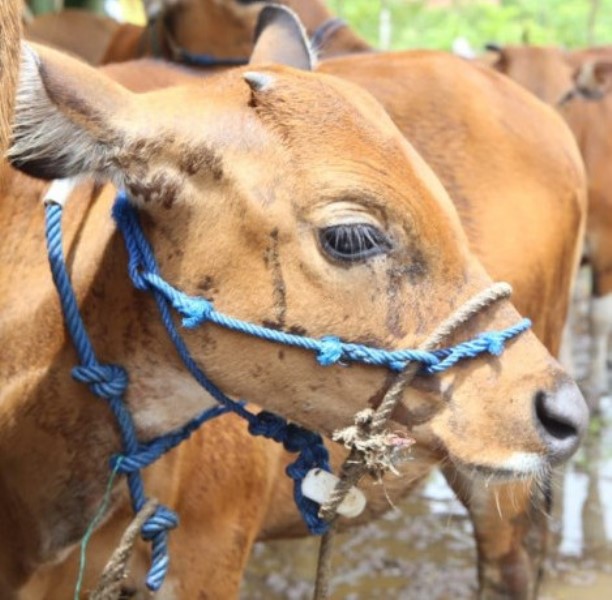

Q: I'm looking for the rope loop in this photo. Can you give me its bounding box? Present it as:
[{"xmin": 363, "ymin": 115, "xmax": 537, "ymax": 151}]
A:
[
  {"xmin": 141, "ymin": 505, "xmax": 179, "ymax": 541},
  {"xmin": 247, "ymin": 410, "xmax": 331, "ymax": 534},
  {"xmin": 141, "ymin": 505, "xmax": 179, "ymax": 591},
  {"xmin": 72, "ymin": 365, "xmax": 129, "ymax": 399},
  {"xmin": 180, "ymin": 297, "xmax": 214, "ymax": 329}
]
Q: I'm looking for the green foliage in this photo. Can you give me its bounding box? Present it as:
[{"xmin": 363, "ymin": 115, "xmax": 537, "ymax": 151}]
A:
[
  {"xmin": 28, "ymin": 0, "xmax": 105, "ymax": 15},
  {"xmin": 330, "ymin": 0, "xmax": 612, "ymax": 51}
]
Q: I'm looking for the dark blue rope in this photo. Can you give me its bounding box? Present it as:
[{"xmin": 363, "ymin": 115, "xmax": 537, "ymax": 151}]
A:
[
  {"xmin": 46, "ymin": 203, "xmax": 240, "ymax": 591},
  {"xmin": 176, "ymin": 49, "xmax": 248, "ymax": 68}
]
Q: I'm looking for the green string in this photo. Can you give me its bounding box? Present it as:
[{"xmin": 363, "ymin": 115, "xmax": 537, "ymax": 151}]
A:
[{"xmin": 74, "ymin": 458, "xmax": 123, "ymax": 600}]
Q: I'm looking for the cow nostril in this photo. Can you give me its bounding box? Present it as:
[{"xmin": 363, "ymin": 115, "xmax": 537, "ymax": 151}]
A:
[{"xmin": 534, "ymin": 391, "xmax": 578, "ymax": 441}]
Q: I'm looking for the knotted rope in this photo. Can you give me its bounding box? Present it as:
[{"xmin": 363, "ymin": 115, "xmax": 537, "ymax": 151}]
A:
[{"xmin": 313, "ymin": 282, "xmax": 516, "ymax": 600}]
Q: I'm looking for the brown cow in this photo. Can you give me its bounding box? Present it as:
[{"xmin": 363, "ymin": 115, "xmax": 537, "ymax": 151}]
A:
[
  {"xmin": 24, "ymin": 9, "xmax": 121, "ymax": 66},
  {"xmin": 3, "ymin": 7, "xmax": 587, "ymax": 600},
  {"xmin": 486, "ymin": 44, "xmax": 612, "ymax": 406},
  {"xmin": 0, "ymin": 0, "xmax": 21, "ymax": 155},
  {"xmin": 21, "ymin": 0, "xmax": 370, "ymax": 67},
  {"xmin": 101, "ymin": 3, "xmax": 590, "ymax": 597},
  {"xmin": 102, "ymin": 0, "xmax": 370, "ymax": 64},
  {"xmin": 17, "ymin": 8, "xmax": 589, "ymax": 600}
]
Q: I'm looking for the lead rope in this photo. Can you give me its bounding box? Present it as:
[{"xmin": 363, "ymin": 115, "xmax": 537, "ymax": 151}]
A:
[
  {"xmin": 312, "ymin": 282, "xmax": 515, "ymax": 600},
  {"xmin": 90, "ymin": 499, "xmax": 159, "ymax": 600}
]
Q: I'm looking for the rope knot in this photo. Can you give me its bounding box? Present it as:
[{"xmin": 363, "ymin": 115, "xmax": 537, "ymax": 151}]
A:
[
  {"xmin": 180, "ymin": 297, "xmax": 213, "ymax": 329},
  {"xmin": 72, "ymin": 364, "xmax": 128, "ymax": 399},
  {"xmin": 332, "ymin": 409, "xmax": 415, "ymax": 477},
  {"xmin": 248, "ymin": 410, "xmax": 288, "ymax": 442},
  {"xmin": 479, "ymin": 331, "xmax": 505, "ymax": 356},
  {"xmin": 317, "ymin": 336, "xmax": 344, "ymax": 366},
  {"xmin": 140, "ymin": 505, "xmax": 179, "ymax": 541}
]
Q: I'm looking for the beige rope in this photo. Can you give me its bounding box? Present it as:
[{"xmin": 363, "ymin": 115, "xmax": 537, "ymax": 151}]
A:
[
  {"xmin": 313, "ymin": 282, "xmax": 513, "ymax": 599},
  {"xmin": 90, "ymin": 499, "xmax": 159, "ymax": 600}
]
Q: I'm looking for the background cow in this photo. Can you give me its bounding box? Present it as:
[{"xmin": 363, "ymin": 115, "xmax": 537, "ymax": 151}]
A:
[{"xmin": 487, "ymin": 44, "xmax": 612, "ymax": 408}]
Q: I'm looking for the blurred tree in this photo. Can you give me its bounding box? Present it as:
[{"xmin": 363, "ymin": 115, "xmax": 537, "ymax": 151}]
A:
[
  {"xmin": 28, "ymin": 0, "xmax": 104, "ymax": 14},
  {"xmin": 329, "ymin": 0, "xmax": 612, "ymax": 50},
  {"xmin": 64, "ymin": 0, "xmax": 105, "ymax": 10},
  {"xmin": 587, "ymin": 0, "xmax": 602, "ymax": 44}
]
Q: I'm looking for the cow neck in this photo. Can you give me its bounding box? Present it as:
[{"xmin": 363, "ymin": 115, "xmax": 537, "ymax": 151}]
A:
[{"xmin": 0, "ymin": 181, "xmax": 216, "ymax": 586}]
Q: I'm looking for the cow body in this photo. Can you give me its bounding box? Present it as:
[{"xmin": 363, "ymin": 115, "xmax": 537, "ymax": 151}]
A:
[
  {"xmin": 489, "ymin": 44, "xmax": 612, "ymax": 404},
  {"xmin": 16, "ymin": 41, "xmax": 588, "ymax": 600}
]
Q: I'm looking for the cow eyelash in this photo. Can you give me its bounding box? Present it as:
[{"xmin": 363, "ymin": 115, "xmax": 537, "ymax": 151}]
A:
[{"xmin": 319, "ymin": 223, "xmax": 392, "ymax": 263}]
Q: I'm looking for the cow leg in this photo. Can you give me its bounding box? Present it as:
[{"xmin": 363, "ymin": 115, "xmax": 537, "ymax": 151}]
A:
[
  {"xmin": 587, "ymin": 293, "xmax": 612, "ymax": 407},
  {"xmin": 442, "ymin": 466, "xmax": 549, "ymax": 600}
]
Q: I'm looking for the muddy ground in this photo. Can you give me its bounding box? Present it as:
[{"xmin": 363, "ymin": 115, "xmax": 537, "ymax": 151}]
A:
[{"xmin": 241, "ymin": 268, "xmax": 612, "ymax": 599}]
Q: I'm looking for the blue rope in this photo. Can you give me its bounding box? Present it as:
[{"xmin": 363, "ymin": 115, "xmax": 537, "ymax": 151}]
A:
[
  {"xmin": 45, "ymin": 188, "xmax": 531, "ymax": 594},
  {"xmin": 46, "ymin": 202, "xmax": 232, "ymax": 591},
  {"xmin": 177, "ymin": 49, "xmax": 248, "ymax": 68},
  {"xmin": 112, "ymin": 191, "xmax": 531, "ymax": 376}
]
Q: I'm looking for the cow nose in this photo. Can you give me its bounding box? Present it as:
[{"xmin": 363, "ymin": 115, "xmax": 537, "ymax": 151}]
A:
[{"xmin": 534, "ymin": 382, "xmax": 588, "ymax": 464}]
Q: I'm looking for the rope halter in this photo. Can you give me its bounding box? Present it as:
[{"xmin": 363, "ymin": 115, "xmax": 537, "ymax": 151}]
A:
[{"xmin": 43, "ymin": 181, "xmax": 531, "ymax": 594}]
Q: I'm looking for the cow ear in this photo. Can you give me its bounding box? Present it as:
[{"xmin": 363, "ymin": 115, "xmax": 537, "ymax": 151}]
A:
[
  {"xmin": 482, "ymin": 42, "xmax": 506, "ymax": 70},
  {"xmin": 249, "ymin": 5, "xmax": 314, "ymax": 71},
  {"xmin": 8, "ymin": 43, "xmax": 133, "ymax": 181}
]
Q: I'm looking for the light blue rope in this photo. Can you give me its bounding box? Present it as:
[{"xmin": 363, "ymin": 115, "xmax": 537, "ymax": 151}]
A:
[{"xmin": 112, "ymin": 191, "xmax": 531, "ymax": 375}]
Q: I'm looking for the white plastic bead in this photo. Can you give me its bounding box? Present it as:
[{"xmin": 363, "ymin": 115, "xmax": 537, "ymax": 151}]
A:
[
  {"xmin": 42, "ymin": 178, "xmax": 77, "ymax": 207},
  {"xmin": 301, "ymin": 468, "xmax": 367, "ymax": 519}
]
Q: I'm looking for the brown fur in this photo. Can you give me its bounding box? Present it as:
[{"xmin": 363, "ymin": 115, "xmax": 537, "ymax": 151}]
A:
[
  {"xmin": 13, "ymin": 34, "xmax": 588, "ymax": 600},
  {"xmin": 0, "ymin": 0, "xmax": 20, "ymax": 156},
  {"xmin": 25, "ymin": 9, "xmax": 121, "ymax": 66}
]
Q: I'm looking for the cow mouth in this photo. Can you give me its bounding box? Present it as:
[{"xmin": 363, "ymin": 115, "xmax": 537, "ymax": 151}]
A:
[{"xmin": 454, "ymin": 453, "xmax": 549, "ymax": 483}]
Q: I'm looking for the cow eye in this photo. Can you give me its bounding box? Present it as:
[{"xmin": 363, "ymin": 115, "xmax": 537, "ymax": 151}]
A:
[{"xmin": 319, "ymin": 223, "xmax": 392, "ymax": 263}]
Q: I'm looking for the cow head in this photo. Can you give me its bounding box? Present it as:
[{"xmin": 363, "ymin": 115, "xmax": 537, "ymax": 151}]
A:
[
  {"xmin": 140, "ymin": 0, "xmax": 367, "ymax": 61},
  {"xmin": 484, "ymin": 44, "xmax": 577, "ymax": 105},
  {"xmin": 9, "ymin": 8, "xmax": 587, "ymax": 479},
  {"xmin": 484, "ymin": 43, "xmax": 612, "ymax": 107},
  {"xmin": 570, "ymin": 59, "xmax": 612, "ymax": 100}
]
